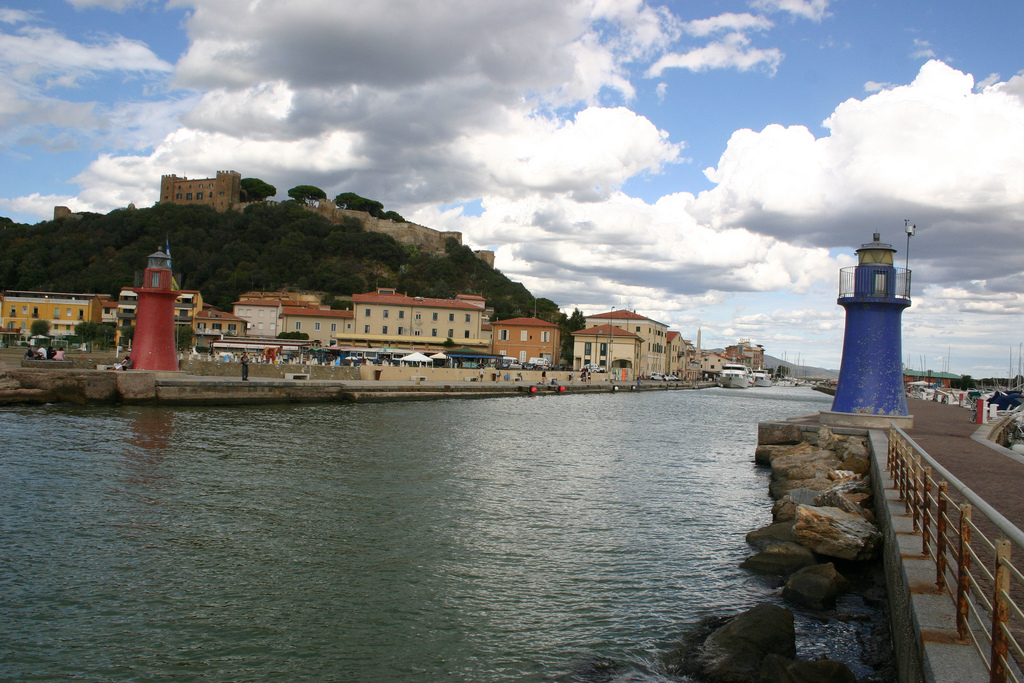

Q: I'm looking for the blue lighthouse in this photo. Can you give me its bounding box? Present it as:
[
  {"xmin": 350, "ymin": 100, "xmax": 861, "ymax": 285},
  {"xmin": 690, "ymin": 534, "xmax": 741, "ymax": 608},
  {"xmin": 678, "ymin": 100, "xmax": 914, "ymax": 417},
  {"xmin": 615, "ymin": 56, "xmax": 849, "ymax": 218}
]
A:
[{"xmin": 825, "ymin": 232, "xmax": 913, "ymax": 428}]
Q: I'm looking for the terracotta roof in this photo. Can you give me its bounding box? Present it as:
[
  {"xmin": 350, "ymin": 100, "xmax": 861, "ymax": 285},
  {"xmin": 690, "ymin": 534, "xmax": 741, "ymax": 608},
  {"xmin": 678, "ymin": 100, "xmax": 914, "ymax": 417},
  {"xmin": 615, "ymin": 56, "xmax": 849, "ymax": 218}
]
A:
[
  {"xmin": 493, "ymin": 317, "xmax": 560, "ymax": 328},
  {"xmin": 232, "ymin": 299, "xmax": 282, "ymax": 307},
  {"xmin": 587, "ymin": 310, "xmax": 650, "ymax": 321},
  {"xmin": 667, "ymin": 331, "xmax": 680, "ymax": 341},
  {"xmin": 196, "ymin": 309, "xmax": 246, "ymax": 322},
  {"xmin": 572, "ymin": 324, "xmax": 640, "ymax": 338},
  {"xmin": 280, "ymin": 307, "xmax": 353, "ymax": 318},
  {"xmin": 353, "ymin": 291, "xmax": 483, "ymax": 310}
]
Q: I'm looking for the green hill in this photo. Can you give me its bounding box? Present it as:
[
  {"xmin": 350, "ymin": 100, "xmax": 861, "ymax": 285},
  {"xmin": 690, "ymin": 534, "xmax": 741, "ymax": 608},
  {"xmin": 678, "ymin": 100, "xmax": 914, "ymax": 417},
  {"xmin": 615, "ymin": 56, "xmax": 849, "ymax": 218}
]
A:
[{"xmin": 0, "ymin": 202, "xmax": 559, "ymax": 320}]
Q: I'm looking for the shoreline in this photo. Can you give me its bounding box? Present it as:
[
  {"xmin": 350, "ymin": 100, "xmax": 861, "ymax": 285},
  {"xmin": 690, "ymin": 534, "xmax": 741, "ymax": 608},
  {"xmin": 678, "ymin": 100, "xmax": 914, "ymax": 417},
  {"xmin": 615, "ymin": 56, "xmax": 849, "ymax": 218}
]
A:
[{"xmin": 0, "ymin": 365, "xmax": 716, "ymax": 406}]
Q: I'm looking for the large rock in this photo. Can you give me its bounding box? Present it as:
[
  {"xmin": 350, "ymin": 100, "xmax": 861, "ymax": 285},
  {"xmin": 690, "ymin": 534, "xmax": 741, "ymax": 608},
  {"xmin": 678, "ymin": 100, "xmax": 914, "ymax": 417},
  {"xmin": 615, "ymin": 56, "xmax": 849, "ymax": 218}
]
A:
[
  {"xmin": 793, "ymin": 505, "xmax": 881, "ymax": 561},
  {"xmin": 815, "ymin": 425, "xmax": 837, "ymax": 451},
  {"xmin": 740, "ymin": 542, "xmax": 816, "ymax": 575},
  {"xmin": 781, "ymin": 563, "xmax": 851, "ymax": 610},
  {"xmin": 771, "ymin": 450, "xmax": 842, "ymax": 482},
  {"xmin": 698, "ymin": 604, "xmax": 796, "ymax": 683},
  {"xmin": 746, "ymin": 522, "xmax": 796, "ymax": 550},
  {"xmin": 837, "ymin": 439, "xmax": 869, "ymax": 462},
  {"xmin": 768, "ymin": 476, "xmax": 835, "ymax": 501},
  {"xmin": 758, "ymin": 653, "xmax": 857, "ymax": 683},
  {"xmin": 758, "ymin": 422, "xmax": 804, "ymax": 445},
  {"xmin": 813, "ymin": 490, "xmax": 875, "ymax": 524}
]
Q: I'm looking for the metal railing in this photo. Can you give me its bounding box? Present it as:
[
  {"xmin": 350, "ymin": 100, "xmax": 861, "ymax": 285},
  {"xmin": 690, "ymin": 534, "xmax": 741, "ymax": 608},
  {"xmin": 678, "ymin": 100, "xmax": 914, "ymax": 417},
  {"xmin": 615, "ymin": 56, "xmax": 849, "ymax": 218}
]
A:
[
  {"xmin": 838, "ymin": 265, "xmax": 911, "ymax": 300},
  {"xmin": 888, "ymin": 424, "xmax": 1024, "ymax": 682}
]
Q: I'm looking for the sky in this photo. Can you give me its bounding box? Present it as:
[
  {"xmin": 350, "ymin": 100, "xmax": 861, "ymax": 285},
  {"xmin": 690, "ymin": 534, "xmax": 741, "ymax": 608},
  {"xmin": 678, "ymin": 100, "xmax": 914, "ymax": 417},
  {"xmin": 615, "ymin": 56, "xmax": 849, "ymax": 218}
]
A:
[{"xmin": 1, "ymin": 0, "xmax": 1023, "ymax": 378}]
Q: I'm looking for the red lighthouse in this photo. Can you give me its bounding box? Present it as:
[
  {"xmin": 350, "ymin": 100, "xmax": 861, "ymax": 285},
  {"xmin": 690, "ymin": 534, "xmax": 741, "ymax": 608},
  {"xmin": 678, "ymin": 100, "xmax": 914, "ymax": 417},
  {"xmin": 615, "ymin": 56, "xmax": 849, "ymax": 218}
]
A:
[{"xmin": 131, "ymin": 249, "xmax": 179, "ymax": 371}]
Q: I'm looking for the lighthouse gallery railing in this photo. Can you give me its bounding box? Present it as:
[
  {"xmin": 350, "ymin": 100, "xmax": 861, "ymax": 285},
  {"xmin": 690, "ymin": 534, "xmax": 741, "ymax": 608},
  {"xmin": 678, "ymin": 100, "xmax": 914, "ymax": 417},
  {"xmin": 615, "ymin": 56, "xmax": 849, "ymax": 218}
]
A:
[
  {"xmin": 888, "ymin": 424, "xmax": 1024, "ymax": 683},
  {"xmin": 838, "ymin": 266, "xmax": 911, "ymax": 300}
]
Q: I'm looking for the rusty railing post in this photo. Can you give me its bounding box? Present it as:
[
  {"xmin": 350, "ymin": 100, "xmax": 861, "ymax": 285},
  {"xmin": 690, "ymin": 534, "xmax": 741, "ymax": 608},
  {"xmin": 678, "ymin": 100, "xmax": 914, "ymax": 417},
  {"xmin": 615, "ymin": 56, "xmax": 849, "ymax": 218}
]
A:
[
  {"xmin": 957, "ymin": 504, "xmax": 973, "ymax": 642},
  {"xmin": 936, "ymin": 482, "xmax": 948, "ymax": 590},
  {"xmin": 922, "ymin": 466, "xmax": 932, "ymax": 555},
  {"xmin": 990, "ymin": 538, "xmax": 1011, "ymax": 683},
  {"xmin": 911, "ymin": 454, "xmax": 921, "ymax": 532}
]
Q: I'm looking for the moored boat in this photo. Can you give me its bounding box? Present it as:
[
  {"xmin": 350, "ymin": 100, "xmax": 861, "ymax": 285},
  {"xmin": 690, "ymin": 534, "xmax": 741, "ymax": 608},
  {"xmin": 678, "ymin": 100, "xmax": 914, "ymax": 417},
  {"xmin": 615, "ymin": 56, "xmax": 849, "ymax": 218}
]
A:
[
  {"xmin": 751, "ymin": 370, "xmax": 772, "ymax": 387},
  {"xmin": 719, "ymin": 363, "xmax": 752, "ymax": 388}
]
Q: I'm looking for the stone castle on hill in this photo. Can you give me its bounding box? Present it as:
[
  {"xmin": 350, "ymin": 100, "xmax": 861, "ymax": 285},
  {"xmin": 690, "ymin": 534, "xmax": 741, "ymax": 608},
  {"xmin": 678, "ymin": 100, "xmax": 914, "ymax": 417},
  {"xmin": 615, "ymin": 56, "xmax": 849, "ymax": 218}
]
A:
[{"xmin": 155, "ymin": 170, "xmax": 495, "ymax": 266}]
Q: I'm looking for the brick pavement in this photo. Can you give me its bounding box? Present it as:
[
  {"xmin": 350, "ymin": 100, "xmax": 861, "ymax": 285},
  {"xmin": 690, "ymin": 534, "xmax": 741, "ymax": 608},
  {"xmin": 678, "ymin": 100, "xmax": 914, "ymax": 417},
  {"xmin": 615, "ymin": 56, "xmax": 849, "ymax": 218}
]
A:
[{"xmin": 904, "ymin": 397, "xmax": 1024, "ymax": 531}]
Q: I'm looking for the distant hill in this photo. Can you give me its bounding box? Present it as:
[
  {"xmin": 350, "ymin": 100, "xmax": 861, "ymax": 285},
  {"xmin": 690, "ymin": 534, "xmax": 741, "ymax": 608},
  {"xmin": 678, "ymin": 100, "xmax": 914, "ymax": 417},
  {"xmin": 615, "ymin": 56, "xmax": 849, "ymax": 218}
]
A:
[
  {"xmin": 0, "ymin": 202, "xmax": 558, "ymax": 320},
  {"xmin": 763, "ymin": 353, "xmax": 839, "ymax": 381}
]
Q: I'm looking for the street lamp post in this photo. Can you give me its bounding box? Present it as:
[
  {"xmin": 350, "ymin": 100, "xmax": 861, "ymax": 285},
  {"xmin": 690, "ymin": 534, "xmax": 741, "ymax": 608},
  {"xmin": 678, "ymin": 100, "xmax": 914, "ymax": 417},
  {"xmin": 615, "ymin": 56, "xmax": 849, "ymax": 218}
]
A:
[{"xmin": 904, "ymin": 219, "xmax": 916, "ymax": 270}]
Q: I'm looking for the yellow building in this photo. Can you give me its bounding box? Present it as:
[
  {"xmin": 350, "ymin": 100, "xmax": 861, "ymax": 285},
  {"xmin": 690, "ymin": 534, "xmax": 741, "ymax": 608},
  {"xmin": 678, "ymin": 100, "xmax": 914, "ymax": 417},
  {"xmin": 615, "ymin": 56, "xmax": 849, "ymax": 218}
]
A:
[
  {"xmin": 585, "ymin": 310, "xmax": 671, "ymax": 376},
  {"xmin": 232, "ymin": 290, "xmax": 327, "ymax": 337},
  {"xmin": 159, "ymin": 170, "xmax": 241, "ymax": 212},
  {"xmin": 279, "ymin": 306, "xmax": 355, "ymax": 345},
  {"xmin": 1, "ymin": 290, "xmax": 106, "ymax": 339},
  {"xmin": 337, "ymin": 288, "xmax": 489, "ymax": 350},
  {"xmin": 572, "ymin": 324, "xmax": 643, "ymax": 375}
]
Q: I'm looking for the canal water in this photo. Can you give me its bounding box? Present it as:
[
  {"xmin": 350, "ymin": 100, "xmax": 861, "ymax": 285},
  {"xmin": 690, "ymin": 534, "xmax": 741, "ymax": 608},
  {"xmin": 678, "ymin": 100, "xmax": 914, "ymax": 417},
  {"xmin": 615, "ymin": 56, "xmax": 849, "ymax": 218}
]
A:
[{"xmin": 2, "ymin": 387, "xmax": 848, "ymax": 681}]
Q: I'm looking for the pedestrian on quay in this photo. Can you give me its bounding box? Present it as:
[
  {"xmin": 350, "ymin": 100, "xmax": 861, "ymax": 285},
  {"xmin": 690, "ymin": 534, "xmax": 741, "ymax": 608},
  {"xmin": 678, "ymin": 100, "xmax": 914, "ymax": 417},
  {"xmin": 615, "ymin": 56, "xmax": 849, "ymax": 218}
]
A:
[{"xmin": 241, "ymin": 352, "xmax": 250, "ymax": 381}]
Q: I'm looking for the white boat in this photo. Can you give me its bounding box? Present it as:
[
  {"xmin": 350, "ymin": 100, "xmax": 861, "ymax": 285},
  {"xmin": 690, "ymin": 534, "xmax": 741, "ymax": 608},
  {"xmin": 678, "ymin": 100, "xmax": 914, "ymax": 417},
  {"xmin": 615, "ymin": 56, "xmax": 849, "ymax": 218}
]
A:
[
  {"xmin": 719, "ymin": 363, "xmax": 752, "ymax": 388},
  {"xmin": 751, "ymin": 370, "xmax": 773, "ymax": 387}
]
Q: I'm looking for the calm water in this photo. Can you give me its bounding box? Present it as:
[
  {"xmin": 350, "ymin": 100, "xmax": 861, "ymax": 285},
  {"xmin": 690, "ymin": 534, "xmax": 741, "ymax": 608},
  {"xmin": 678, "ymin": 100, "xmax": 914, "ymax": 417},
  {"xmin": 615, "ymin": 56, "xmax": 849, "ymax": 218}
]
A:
[{"xmin": 1, "ymin": 387, "xmax": 839, "ymax": 682}]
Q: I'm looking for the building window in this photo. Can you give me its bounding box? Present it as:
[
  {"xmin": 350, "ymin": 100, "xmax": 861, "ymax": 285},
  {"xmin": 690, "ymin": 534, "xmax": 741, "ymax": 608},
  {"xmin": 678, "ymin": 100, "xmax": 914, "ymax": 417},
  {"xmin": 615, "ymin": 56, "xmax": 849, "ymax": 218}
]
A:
[
  {"xmin": 397, "ymin": 326, "xmax": 404, "ymax": 335},
  {"xmin": 176, "ymin": 193, "xmax": 182, "ymax": 199},
  {"xmin": 213, "ymin": 323, "xmax": 222, "ymax": 331},
  {"xmin": 432, "ymin": 312, "xmax": 438, "ymax": 321},
  {"xmin": 465, "ymin": 314, "xmax": 470, "ymax": 323},
  {"xmin": 499, "ymin": 329, "xmax": 508, "ymax": 341},
  {"xmin": 314, "ymin": 322, "xmax": 321, "ymax": 331},
  {"xmin": 447, "ymin": 328, "xmax": 453, "ymax": 338},
  {"xmin": 448, "ymin": 313, "xmax": 455, "ymax": 322},
  {"xmin": 541, "ymin": 331, "xmax": 550, "ymax": 342},
  {"xmin": 197, "ymin": 192, "xmax": 204, "ymax": 200},
  {"xmin": 258, "ymin": 322, "xmax": 264, "ymax": 330},
  {"xmin": 415, "ymin": 313, "xmax": 421, "ymax": 320},
  {"xmin": 383, "ymin": 310, "xmax": 389, "ymax": 318},
  {"xmin": 331, "ymin": 323, "xmax": 337, "ymax": 332},
  {"xmin": 585, "ymin": 342, "xmax": 592, "ymax": 355},
  {"xmin": 464, "ymin": 330, "xmax": 470, "ymax": 338},
  {"xmin": 258, "ymin": 310, "xmax": 264, "ymax": 317},
  {"xmin": 364, "ymin": 325, "xmax": 370, "ymax": 333},
  {"xmin": 186, "ymin": 192, "xmax": 192, "ymax": 200},
  {"xmin": 600, "ymin": 343, "xmax": 607, "ymax": 356},
  {"xmin": 520, "ymin": 330, "xmax": 528, "ymax": 341},
  {"xmin": 54, "ymin": 309, "xmax": 60, "ymax": 319},
  {"xmin": 431, "ymin": 328, "xmax": 437, "ymax": 337},
  {"xmin": 414, "ymin": 330, "xmax": 421, "ymax": 336},
  {"xmin": 382, "ymin": 326, "xmax": 388, "ymax": 334},
  {"xmin": 295, "ymin": 322, "xmax": 301, "ymax": 330},
  {"xmin": 398, "ymin": 310, "xmax": 404, "ymax": 319},
  {"xmin": 151, "ymin": 273, "xmax": 160, "ymax": 287},
  {"xmin": 8, "ymin": 307, "xmax": 13, "ymax": 317},
  {"xmin": 365, "ymin": 309, "xmax": 371, "ymax": 317},
  {"xmin": 228, "ymin": 324, "xmax": 236, "ymax": 332}
]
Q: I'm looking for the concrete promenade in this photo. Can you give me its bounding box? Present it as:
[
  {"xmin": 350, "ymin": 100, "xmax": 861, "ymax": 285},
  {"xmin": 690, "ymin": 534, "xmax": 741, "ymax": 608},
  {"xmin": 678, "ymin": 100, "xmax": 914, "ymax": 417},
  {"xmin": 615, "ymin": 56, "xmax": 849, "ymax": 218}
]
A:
[{"xmin": 879, "ymin": 397, "xmax": 1024, "ymax": 682}]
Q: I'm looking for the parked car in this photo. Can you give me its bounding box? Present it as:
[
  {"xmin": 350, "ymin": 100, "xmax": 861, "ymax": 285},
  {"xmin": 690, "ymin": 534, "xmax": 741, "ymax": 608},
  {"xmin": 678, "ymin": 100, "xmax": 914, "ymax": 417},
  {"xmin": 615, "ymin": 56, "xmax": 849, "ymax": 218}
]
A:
[
  {"xmin": 583, "ymin": 363, "xmax": 606, "ymax": 373},
  {"xmin": 665, "ymin": 374, "xmax": 679, "ymax": 381},
  {"xmin": 649, "ymin": 372, "xmax": 666, "ymax": 381}
]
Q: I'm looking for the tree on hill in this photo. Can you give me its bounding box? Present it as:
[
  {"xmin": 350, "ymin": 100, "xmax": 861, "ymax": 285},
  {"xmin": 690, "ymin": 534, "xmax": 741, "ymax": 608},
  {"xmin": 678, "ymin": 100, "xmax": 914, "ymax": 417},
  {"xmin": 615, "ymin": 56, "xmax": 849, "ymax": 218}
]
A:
[
  {"xmin": 382, "ymin": 210, "xmax": 405, "ymax": 222},
  {"xmin": 241, "ymin": 178, "xmax": 277, "ymax": 202},
  {"xmin": 288, "ymin": 185, "xmax": 327, "ymax": 206},
  {"xmin": 334, "ymin": 192, "xmax": 384, "ymax": 217},
  {"xmin": 0, "ymin": 201, "xmax": 548, "ymax": 320},
  {"xmin": 559, "ymin": 308, "xmax": 586, "ymax": 363}
]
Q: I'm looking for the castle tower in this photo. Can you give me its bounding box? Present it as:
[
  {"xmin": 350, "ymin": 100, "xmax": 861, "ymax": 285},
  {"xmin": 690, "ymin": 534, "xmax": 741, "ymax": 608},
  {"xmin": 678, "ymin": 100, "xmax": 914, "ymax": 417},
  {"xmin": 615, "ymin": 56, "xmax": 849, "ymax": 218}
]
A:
[
  {"xmin": 823, "ymin": 233, "xmax": 912, "ymax": 428},
  {"xmin": 131, "ymin": 249, "xmax": 179, "ymax": 371}
]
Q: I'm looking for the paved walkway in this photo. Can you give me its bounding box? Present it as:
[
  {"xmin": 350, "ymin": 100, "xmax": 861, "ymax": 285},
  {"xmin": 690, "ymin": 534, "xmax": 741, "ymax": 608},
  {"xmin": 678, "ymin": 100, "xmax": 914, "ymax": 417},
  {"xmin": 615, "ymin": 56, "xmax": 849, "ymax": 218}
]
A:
[{"xmin": 905, "ymin": 397, "xmax": 1024, "ymax": 531}]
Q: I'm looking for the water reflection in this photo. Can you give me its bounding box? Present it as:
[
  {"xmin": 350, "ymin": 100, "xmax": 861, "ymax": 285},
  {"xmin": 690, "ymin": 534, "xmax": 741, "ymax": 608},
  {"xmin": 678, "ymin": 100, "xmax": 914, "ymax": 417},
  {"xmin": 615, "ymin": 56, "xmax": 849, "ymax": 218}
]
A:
[{"xmin": 2, "ymin": 388, "xmax": 834, "ymax": 681}]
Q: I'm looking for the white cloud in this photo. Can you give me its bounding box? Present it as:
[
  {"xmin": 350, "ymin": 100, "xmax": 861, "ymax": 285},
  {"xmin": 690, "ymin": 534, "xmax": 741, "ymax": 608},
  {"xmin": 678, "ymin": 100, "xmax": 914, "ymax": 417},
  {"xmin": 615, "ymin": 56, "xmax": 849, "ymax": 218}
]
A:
[
  {"xmin": 647, "ymin": 32, "xmax": 783, "ymax": 76},
  {"xmin": 749, "ymin": 0, "xmax": 829, "ymax": 22},
  {"xmin": 682, "ymin": 13, "xmax": 773, "ymax": 37},
  {"xmin": 864, "ymin": 81, "xmax": 892, "ymax": 92},
  {"xmin": 0, "ymin": 26, "xmax": 171, "ymax": 78},
  {"xmin": 911, "ymin": 38, "xmax": 936, "ymax": 60},
  {"xmin": 0, "ymin": 192, "xmax": 86, "ymax": 219},
  {"xmin": 691, "ymin": 61, "xmax": 1024, "ymax": 285}
]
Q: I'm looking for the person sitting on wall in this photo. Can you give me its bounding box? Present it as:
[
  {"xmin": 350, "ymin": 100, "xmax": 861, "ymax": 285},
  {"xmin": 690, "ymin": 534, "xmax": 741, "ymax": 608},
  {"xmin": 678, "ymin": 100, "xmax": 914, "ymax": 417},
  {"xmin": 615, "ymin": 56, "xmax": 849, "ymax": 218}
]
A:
[
  {"xmin": 25, "ymin": 346, "xmax": 35, "ymax": 359},
  {"xmin": 53, "ymin": 348, "xmax": 65, "ymax": 361}
]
